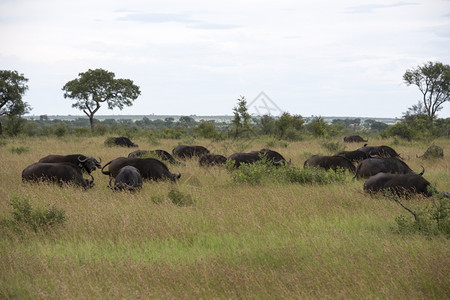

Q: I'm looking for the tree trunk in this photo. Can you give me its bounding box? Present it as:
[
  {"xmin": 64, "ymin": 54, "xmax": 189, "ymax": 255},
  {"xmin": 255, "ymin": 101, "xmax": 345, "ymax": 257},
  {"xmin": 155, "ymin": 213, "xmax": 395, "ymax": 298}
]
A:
[{"xmin": 89, "ymin": 116, "xmax": 94, "ymax": 131}]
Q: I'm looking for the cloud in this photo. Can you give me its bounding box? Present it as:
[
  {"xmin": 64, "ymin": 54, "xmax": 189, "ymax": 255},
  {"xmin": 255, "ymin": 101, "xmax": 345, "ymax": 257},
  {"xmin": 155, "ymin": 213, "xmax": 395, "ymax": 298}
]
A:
[
  {"xmin": 118, "ymin": 12, "xmax": 195, "ymax": 23},
  {"xmin": 344, "ymin": 2, "xmax": 419, "ymax": 14},
  {"xmin": 117, "ymin": 12, "xmax": 240, "ymax": 30}
]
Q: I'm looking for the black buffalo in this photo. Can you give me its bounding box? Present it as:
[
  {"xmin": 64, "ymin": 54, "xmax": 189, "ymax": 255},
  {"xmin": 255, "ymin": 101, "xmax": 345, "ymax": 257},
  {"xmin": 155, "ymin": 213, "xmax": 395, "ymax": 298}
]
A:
[
  {"xmin": 38, "ymin": 154, "xmax": 101, "ymax": 174},
  {"xmin": 172, "ymin": 145, "xmax": 210, "ymax": 159},
  {"xmin": 303, "ymin": 155, "xmax": 356, "ymax": 173},
  {"xmin": 101, "ymin": 157, "xmax": 181, "ymax": 182},
  {"xmin": 109, "ymin": 166, "xmax": 143, "ymax": 191},
  {"xmin": 22, "ymin": 162, "xmax": 94, "ymax": 188},
  {"xmin": 364, "ymin": 173, "xmax": 432, "ymax": 197},
  {"xmin": 128, "ymin": 149, "xmax": 184, "ymax": 165},
  {"xmin": 335, "ymin": 150, "xmax": 370, "ymax": 163},
  {"xmin": 227, "ymin": 149, "xmax": 288, "ymax": 168},
  {"xmin": 357, "ymin": 144, "xmax": 400, "ymax": 158},
  {"xmin": 199, "ymin": 153, "xmax": 227, "ymax": 166},
  {"xmin": 417, "ymin": 145, "xmax": 444, "ymax": 159},
  {"xmin": 355, "ymin": 157, "xmax": 423, "ymax": 179},
  {"xmin": 108, "ymin": 136, "xmax": 138, "ymax": 147},
  {"xmin": 344, "ymin": 135, "xmax": 368, "ymax": 143}
]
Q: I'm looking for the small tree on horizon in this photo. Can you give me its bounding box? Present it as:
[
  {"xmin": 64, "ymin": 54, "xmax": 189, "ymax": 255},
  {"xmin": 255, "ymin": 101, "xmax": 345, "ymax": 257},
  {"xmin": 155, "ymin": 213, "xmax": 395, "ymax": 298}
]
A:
[
  {"xmin": 403, "ymin": 61, "xmax": 450, "ymax": 123},
  {"xmin": 62, "ymin": 68, "xmax": 141, "ymax": 131},
  {"xmin": 231, "ymin": 95, "xmax": 252, "ymax": 138}
]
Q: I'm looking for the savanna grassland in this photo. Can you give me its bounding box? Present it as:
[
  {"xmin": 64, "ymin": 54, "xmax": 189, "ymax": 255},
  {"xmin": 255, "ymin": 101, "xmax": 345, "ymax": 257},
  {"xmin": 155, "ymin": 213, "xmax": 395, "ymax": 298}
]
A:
[{"xmin": 1, "ymin": 136, "xmax": 449, "ymax": 299}]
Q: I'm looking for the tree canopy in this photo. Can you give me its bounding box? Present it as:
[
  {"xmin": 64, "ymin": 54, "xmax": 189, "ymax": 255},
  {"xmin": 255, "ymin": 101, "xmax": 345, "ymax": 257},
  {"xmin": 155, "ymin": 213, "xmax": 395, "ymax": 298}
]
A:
[
  {"xmin": 231, "ymin": 96, "xmax": 252, "ymax": 138},
  {"xmin": 0, "ymin": 70, "xmax": 31, "ymax": 135},
  {"xmin": 0, "ymin": 70, "xmax": 30, "ymax": 117},
  {"xmin": 403, "ymin": 61, "xmax": 450, "ymax": 122},
  {"xmin": 62, "ymin": 68, "xmax": 141, "ymax": 130}
]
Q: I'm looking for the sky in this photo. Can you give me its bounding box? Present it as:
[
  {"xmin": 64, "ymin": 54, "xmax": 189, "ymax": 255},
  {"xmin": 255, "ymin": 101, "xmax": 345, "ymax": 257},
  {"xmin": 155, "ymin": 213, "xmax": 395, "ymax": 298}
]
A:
[{"xmin": 1, "ymin": 0, "xmax": 450, "ymax": 119}]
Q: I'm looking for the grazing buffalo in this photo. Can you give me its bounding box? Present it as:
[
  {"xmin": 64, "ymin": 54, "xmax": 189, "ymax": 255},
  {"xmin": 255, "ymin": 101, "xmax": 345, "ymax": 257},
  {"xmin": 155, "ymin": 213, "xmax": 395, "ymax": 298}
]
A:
[
  {"xmin": 255, "ymin": 149, "xmax": 289, "ymax": 164},
  {"xmin": 344, "ymin": 135, "xmax": 368, "ymax": 143},
  {"xmin": 199, "ymin": 153, "xmax": 227, "ymax": 166},
  {"xmin": 364, "ymin": 173, "xmax": 432, "ymax": 197},
  {"xmin": 357, "ymin": 144, "xmax": 400, "ymax": 158},
  {"xmin": 172, "ymin": 145, "xmax": 210, "ymax": 159},
  {"xmin": 109, "ymin": 166, "xmax": 143, "ymax": 191},
  {"xmin": 355, "ymin": 157, "xmax": 423, "ymax": 179},
  {"xmin": 22, "ymin": 162, "xmax": 94, "ymax": 188},
  {"xmin": 38, "ymin": 154, "xmax": 101, "ymax": 174},
  {"xmin": 417, "ymin": 145, "xmax": 444, "ymax": 159},
  {"xmin": 107, "ymin": 136, "xmax": 138, "ymax": 147},
  {"xmin": 303, "ymin": 155, "xmax": 356, "ymax": 173},
  {"xmin": 101, "ymin": 157, "xmax": 181, "ymax": 182},
  {"xmin": 335, "ymin": 150, "xmax": 370, "ymax": 163},
  {"xmin": 227, "ymin": 149, "xmax": 288, "ymax": 168},
  {"xmin": 128, "ymin": 149, "xmax": 184, "ymax": 165}
]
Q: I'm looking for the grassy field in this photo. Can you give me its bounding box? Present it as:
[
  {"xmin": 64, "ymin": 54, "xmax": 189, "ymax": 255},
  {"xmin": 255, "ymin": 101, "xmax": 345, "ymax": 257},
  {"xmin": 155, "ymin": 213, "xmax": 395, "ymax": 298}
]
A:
[{"xmin": 1, "ymin": 136, "xmax": 449, "ymax": 299}]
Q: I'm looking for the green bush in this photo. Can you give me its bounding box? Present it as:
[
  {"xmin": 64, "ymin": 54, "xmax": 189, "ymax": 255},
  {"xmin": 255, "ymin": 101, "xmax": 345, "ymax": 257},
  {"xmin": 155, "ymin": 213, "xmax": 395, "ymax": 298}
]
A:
[
  {"xmin": 275, "ymin": 166, "xmax": 348, "ymax": 185},
  {"xmin": 9, "ymin": 195, "xmax": 66, "ymax": 232},
  {"xmin": 10, "ymin": 146, "xmax": 30, "ymax": 154},
  {"xmin": 320, "ymin": 140, "xmax": 345, "ymax": 153},
  {"xmin": 394, "ymin": 196, "xmax": 449, "ymax": 237},
  {"xmin": 228, "ymin": 157, "xmax": 348, "ymax": 186},
  {"xmin": 168, "ymin": 189, "xmax": 194, "ymax": 206}
]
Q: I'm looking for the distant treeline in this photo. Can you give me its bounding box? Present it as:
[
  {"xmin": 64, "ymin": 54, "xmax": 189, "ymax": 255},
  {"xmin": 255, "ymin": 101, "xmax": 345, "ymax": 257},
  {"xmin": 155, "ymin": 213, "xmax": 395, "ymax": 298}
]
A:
[{"xmin": 1, "ymin": 114, "xmax": 449, "ymax": 141}]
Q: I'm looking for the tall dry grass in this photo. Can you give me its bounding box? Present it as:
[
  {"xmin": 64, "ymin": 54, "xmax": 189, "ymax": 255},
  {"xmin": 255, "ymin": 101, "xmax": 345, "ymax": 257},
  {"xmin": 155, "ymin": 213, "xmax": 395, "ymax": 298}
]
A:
[{"xmin": 0, "ymin": 136, "xmax": 449, "ymax": 298}]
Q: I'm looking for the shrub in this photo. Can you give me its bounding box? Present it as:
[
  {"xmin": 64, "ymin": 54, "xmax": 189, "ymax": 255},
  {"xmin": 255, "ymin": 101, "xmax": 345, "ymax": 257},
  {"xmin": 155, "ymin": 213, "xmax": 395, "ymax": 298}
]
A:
[
  {"xmin": 73, "ymin": 127, "xmax": 91, "ymax": 137},
  {"xmin": 10, "ymin": 146, "xmax": 30, "ymax": 154},
  {"xmin": 320, "ymin": 140, "xmax": 345, "ymax": 153},
  {"xmin": 275, "ymin": 165, "xmax": 348, "ymax": 185},
  {"xmin": 394, "ymin": 195, "xmax": 449, "ymax": 237},
  {"xmin": 168, "ymin": 189, "xmax": 194, "ymax": 206},
  {"xmin": 228, "ymin": 158, "xmax": 348, "ymax": 186},
  {"xmin": 9, "ymin": 195, "xmax": 66, "ymax": 232}
]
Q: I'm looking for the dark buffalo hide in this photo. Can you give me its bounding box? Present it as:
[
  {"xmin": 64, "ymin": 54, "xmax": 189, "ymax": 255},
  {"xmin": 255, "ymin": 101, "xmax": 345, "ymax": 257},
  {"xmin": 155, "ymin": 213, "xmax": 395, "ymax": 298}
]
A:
[
  {"xmin": 364, "ymin": 173, "xmax": 431, "ymax": 197},
  {"xmin": 101, "ymin": 157, "xmax": 180, "ymax": 182},
  {"xmin": 355, "ymin": 157, "xmax": 422, "ymax": 179},
  {"xmin": 417, "ymin": 145, "xmax": 444, "ymax": 159},
  {"xmin": 227, "ymin": 152, "xmax": 261, "ymax": 168},
  {"xmin": 227, "ymin": 149, "xmax": 287, "ymax": 168},
  {"xmin": 109, "ymin": 136, "xmax": 138, "ymax": 147},
  {"xmin": 199, "ymin": 153, "xmax": 227, "ymax": 166},
  {"xmin": 343, "ymin": 135, "xmax": 368, "ymax": 142},
  {"xmin": 128, "ymin": 149, "xmax": 184, "ymax": 165},
  {"xmin": 38, "ymin": 154, "xmax": 101, "ymax": 174},
  {"xmin": 22, "ymin": 162, "xmax": 94, "ymax": 188},
  {"xmin": 357, "ymin": 144, "xmax": 400, "ymax": 158},
  {"xmin": 109, "ymin": 166, "xmax": 143, "ymax": 191},
  {"xmin": 252, "ymin": 149, "xmax": 288, "ymax": 164},
  {"xmin": 303, "ymin": 155, "xmax": 356, "ymax": 173},
  {"xmin": 335, "ymin": 150, "xmax": 370, "ymax": 163},
  {"xmin": 172, "ymin": 145, "xmax": 210, "ymax": 159}
]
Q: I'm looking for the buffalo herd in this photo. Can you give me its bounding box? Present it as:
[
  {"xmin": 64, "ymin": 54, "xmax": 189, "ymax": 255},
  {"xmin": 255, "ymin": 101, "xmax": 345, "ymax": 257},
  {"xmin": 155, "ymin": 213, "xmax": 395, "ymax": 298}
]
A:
[{"xmin": 21, "ymin": 141, "xmax": 448, "ymax": 198}]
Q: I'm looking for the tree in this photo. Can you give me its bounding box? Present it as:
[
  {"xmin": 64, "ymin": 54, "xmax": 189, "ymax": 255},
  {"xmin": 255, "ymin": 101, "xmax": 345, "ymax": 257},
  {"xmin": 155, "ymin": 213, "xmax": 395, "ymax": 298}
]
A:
[
  {"xmin": 62, "ymin": 69, "xmax": 141, "ymax": 131},
  {"xmin": 0, "ymin": 70, "xmax": 31, "ymax": 135},
  {"xmin": 231, "ymin": 95, "xmax": 252, "ymax": 138},
  {"xmin": 403, "ymin": 61, "xmax": 450, "ymax": 122}
]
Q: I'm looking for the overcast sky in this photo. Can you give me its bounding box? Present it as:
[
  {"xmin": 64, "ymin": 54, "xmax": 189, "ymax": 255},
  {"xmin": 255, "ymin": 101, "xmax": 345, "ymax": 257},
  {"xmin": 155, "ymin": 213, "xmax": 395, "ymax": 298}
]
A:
[{"xmin": 1, "ymin": 0, "xmax": 450, "ymax": 118}]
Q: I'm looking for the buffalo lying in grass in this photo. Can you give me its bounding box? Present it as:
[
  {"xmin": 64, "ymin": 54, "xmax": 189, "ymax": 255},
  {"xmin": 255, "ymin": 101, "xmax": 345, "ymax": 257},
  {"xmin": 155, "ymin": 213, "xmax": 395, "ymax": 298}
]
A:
[{"xmin": 22, "ymin": 162, "xmax": 94, "ymax": 188}]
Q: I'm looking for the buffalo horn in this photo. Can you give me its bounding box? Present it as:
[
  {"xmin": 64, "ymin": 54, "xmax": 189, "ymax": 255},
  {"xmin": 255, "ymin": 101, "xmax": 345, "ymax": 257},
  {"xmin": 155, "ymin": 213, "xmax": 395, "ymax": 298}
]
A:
[
  {"xmin": 418, "ymin": 166, "xmax": 425, "ymax": 176},
  {"xmin": 78, "ymin": 156, "xmax": 88, "ymax": 163}
]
